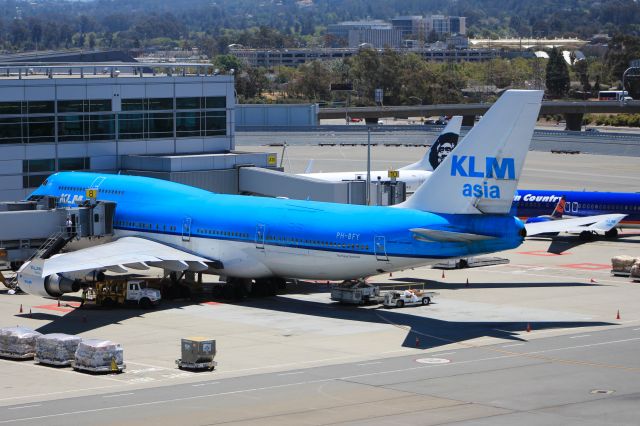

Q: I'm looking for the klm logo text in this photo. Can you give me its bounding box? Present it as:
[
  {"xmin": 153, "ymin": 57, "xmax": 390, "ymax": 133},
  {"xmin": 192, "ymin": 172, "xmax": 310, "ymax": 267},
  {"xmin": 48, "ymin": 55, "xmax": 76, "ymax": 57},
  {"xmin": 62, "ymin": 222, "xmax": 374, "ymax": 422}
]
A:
[
  {"xmin": 450, "ymin": 155, "xmax": 516, "ymax": 199},
  {"xmin": 450, "ymin": 156, "xmax": 515, "ymax": 179}
]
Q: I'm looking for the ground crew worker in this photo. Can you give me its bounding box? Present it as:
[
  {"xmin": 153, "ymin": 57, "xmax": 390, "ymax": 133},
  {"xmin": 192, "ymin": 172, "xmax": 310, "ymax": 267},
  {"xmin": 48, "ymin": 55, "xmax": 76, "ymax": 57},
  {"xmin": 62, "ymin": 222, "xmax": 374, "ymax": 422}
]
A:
[{"xmin": 65, "ymin": 216, "xmax": 73, "ymax": 237}]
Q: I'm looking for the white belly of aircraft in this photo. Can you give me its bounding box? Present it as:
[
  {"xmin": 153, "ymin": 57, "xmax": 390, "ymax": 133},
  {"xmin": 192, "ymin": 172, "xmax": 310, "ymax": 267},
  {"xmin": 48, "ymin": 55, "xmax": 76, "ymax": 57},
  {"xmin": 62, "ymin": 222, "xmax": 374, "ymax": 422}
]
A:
[{"xmin": 116, "ymin": 230, "xmax": 435, "ymax": 280}]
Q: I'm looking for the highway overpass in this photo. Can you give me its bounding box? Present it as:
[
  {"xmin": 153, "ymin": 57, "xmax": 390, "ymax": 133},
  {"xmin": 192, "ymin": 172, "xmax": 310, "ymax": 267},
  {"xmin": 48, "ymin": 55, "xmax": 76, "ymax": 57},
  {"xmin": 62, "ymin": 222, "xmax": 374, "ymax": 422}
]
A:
[{"xmin": 319, "ymin": 100, "xmax": 640, "ymax": 130}]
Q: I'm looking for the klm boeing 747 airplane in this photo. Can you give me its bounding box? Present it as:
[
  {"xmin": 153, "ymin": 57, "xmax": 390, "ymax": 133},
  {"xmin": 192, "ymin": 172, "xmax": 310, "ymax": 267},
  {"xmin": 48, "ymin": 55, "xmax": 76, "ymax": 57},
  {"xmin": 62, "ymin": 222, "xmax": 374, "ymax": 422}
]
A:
[{"xmin": 18, "ymin": 90, "xmax": 618, "ymax": 299}]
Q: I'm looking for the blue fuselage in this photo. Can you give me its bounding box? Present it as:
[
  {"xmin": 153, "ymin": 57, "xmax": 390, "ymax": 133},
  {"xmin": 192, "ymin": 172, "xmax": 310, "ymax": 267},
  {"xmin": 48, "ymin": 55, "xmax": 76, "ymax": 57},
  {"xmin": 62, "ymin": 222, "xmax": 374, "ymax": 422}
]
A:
[
  {"xmin": 30, "ymin": 172, "xmax": 525, "ymax": 280},
  {"xmin": 512, "ymin": 190, "xmax": 640, "ymax": 227}
]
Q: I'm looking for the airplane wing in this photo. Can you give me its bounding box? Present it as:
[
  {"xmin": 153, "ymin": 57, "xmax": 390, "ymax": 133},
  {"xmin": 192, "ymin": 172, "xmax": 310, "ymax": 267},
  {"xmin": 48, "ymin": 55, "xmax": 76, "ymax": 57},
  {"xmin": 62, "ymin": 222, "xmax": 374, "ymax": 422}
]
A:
[
  {"xmin": 304, "ymin": 159, "xmax": 314, "ymax": 174},
  {"xmin": 40, "ymin": 237, "xmax": 213, "ymax": 277},
  {"xmin": 410, "ymin": 228, "xmax": 497, "ymax": 243},
  {"xmin": 525, "ymin": 214, "xmax": 626, "ymax": 237}
]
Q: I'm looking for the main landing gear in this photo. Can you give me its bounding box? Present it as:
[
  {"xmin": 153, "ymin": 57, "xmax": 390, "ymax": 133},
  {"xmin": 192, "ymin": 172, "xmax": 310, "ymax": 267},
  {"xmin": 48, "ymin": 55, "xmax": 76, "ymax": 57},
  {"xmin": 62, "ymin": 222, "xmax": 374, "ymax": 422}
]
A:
[{"xmin": 222, "ymin": 277, "xmax": 286, "ymax": 299}]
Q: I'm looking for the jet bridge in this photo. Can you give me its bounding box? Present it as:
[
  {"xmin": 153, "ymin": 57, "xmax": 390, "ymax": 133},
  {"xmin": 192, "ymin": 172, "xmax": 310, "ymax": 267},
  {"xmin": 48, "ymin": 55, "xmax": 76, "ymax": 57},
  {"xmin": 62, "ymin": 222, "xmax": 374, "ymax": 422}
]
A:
[
  {"xmin": 238, "ymin": 167, "xmax": 406, "ymax": 205},
  {"xmin": 0, "ymin": 197, "xmax": 116, "ymax": 271}
]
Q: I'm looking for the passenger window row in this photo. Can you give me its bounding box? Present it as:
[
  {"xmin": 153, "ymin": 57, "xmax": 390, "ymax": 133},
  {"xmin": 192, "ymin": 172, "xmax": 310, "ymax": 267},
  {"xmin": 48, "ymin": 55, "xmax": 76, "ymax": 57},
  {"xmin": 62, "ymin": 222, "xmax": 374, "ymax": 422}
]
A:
[
  {"xmin": 197, "ymin": 228, "xmax": 249, "ymax": 239},
  {"xmin": 266, "ymin": 234, "xmax": 369, "ymax": 250},
  {"xmin": 57, "ymin": 185, "xmax": 124, "ymax": 196},
  {"xmin": 114, "ymin": 221, "xmax": 177, "ymax": 232}
]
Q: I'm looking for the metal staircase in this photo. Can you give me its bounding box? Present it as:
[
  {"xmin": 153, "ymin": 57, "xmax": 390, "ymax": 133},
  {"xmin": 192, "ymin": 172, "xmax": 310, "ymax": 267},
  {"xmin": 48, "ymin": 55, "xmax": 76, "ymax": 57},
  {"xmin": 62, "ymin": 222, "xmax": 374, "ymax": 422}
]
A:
[{"xmin": 4, "ymin": 230, "xmax": 75, "ymax": 291}]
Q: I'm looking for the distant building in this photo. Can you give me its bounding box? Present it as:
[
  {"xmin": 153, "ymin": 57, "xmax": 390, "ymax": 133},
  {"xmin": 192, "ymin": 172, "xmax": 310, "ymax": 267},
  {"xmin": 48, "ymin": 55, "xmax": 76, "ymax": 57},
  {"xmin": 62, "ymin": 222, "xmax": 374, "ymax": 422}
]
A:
[
  {"xmin": 328, "ymin": 15, "xmax": 466, "ymax": 48},
  {"xmin": 348, "ymin": 29, "xmax": 403, "ymax": 49},
  {"xmin": 230, "ymin": 46, "xmax": 496, "ymax": 67},
  {"xmin": 326, "ymin": 20, "xmax": 405, "ymax": 49},
  {"xmin": 391, "ymin": 16, "xmax": 425, "ymax": 39},
  {"xmin": 0, "ymin": 49, "xmax": 137, "ymax": 64}
]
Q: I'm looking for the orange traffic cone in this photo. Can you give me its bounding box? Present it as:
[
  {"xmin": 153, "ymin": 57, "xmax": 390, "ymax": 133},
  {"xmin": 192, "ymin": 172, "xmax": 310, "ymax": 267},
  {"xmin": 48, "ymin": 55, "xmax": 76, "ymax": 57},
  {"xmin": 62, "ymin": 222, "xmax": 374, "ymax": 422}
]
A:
[
  {"xmin": 441, "ymin": 270, "xmax": 445, "ymax": 279},
  {"xmin": 19, "ymin": 304, "xmax": 23, "ymax": 314},
  {"xmin": 415, "ymin": 336, "xmax": 421, "ymax": 348},
  {"xmin": 526, "ymin": 323, "xmax": 531, "ymax": 332},
  {"xmin": 57, "ymin": 299, "xmax": 61, "ymax": 307},
  {"xmin": 590, "ymin": 278, "xmax": 597, "ymax": 283},
  {"xmin": 389, "ymin": 272, "xmax": 393, "ymax": 277},
  {"xmin": 616, "ymin": 310, "xmax": 620, "ymax": 320}
]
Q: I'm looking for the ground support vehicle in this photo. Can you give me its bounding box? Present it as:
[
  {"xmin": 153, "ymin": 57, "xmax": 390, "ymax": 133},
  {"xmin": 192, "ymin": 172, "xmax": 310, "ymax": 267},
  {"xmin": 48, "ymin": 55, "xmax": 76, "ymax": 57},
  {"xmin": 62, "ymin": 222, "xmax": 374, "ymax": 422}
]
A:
[
  {"xmin": 331, "ymin": 281, "xmax": 384, "ymax": 305},
  {"xmin": 175, "ymin": 359, "xmax": 217, "ymax": 371},
  {"xmin": 176, "ymin": 337, "xmax": 216, "ymax": 371},
  {"xmin": 83, "ymin": 279, "xmax": 161, "ymax": 308},
  {"xmin": 383, "ymin": 289, "xmax": 439, "ymax": 308},
  {"xmin": 71, "ymin": 360, "xmax": 125, "ymax": 373},
  {"xmin": 0, "ymin": 350, "xmax": 34, "ymax": 360},
  {"xmin": 34, "ymin": 357, "xmax": 72, "ymax": 367}
]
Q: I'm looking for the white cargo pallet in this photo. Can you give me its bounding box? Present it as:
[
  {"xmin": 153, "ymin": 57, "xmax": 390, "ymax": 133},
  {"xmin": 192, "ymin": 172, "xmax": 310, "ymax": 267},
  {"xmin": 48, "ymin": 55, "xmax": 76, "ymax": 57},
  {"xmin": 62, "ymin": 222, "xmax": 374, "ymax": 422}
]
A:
[
  {"xmin": 71, "ymin": 361, "xmax": 126, "ymax": 373},
  {"xmin": 0, "ymin": 351, "xmax": 34, "ymax": 360},
  {"xmin": 34, "ymin": 357, "xmax": 73, "ymax": 367},
  {"xmin": 176, "ymin": 359, "xmax": 217, "ymax": 371}
]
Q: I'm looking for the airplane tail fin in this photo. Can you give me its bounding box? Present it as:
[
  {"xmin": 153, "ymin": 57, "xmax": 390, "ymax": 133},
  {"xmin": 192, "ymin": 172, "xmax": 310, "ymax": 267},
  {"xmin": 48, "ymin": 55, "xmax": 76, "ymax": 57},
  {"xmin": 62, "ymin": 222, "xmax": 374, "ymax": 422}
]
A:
[
  {"xmin": 400, "ymin": 116, "xmax": 463, "ymax": 171},
  {"xmin": 551, "ymin": 196, "xmax": 566, "ymax": 219},
  {"xmin": 395, "ymin": 90, "xmax": 543, "ymax": 215}
]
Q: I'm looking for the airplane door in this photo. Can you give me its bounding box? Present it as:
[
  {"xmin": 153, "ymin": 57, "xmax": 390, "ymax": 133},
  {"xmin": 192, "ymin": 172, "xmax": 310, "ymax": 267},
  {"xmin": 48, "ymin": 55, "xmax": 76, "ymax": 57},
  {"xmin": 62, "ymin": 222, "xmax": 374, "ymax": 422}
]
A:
[
  {"xmin": 255, "ymin": 224, "xmax": 265, "ymax": 249},
  {"xmin": 572, "ymin": 202, "xmax": 579, "ymax": 213},
  {"xmin": 182, "ymin": 217, "xmax": 192, "ymax": 242},
  {"xmin": 374, "ymin": 235, "xmax": 388, "ymax": 261}
]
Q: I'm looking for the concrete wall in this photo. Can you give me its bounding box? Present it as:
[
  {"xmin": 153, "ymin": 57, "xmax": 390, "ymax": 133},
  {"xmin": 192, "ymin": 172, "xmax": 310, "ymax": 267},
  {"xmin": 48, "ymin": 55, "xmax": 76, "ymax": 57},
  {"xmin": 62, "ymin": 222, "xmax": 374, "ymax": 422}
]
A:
[
  {"xmin": 125, "ymin": 169, "xmax": 239, "ymax": 194},
  {"xmin": 236, "ymin": 104, "xmax": 319, "ymax": 129}
]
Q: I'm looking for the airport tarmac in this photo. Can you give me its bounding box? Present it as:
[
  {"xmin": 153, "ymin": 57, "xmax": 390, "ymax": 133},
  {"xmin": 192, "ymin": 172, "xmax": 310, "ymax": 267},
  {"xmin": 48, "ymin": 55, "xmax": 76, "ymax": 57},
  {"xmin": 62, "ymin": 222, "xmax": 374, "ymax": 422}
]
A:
[{"xmin": 1, "ymin": 146, "xmax": 640, "ymax": 424}]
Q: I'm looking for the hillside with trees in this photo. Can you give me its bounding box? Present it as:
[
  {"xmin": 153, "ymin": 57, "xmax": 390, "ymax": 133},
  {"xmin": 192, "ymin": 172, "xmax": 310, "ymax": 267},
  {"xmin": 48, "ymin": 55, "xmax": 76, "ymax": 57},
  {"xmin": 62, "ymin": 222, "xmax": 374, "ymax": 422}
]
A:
[{"xmin": 1, "ymin": 0, "xmax": 639, "ymax": 55}]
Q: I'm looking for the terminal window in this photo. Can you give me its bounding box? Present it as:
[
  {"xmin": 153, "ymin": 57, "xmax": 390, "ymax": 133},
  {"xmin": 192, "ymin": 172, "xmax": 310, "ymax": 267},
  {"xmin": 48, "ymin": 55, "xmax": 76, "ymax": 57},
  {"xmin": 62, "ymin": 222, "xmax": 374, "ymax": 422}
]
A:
[{"xmin": 0, "ymin": 96, "xmax": 227, "ymax": 144}]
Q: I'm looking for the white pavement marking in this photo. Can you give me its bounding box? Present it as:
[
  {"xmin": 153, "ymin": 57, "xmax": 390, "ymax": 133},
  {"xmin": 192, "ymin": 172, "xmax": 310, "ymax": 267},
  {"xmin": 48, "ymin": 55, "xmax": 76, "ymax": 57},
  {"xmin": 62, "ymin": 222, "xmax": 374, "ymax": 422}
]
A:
[
  {"xmin": 4, "ymin": 336, "xmax": 640, "ymax": 424},
  {"xmin": 102, "ymin": 393, "xmax": 134, "ymax": 399},
  {"xmin": 0, "ymin": 358, "xmax": 121, "ymax": 382},
  {"xmin": 191, "ymin": 382, "xmax": 220, "ymax": 387},
  {"xmin": 0, "ymin": 385, "xmax": 121, "ymax": 403},
  {"xmin": 125, "ymin": 361, "xmax": 170, "ymax": 370},
  {"xmin": 502, "ymin": 343, "xmax": 525, "ymax": 348},
  {"xmin": 570, "ymin": 335, "xmax": 591, "ymax": 339},
  {"xmin": 7, "ymin": 405, "xmax": 40, "ymax": 411},
  {"xmin": 435, "ymin": 352, "xmax": 456, "ymax": 356},
  {"xmin": 277, "ymin": 371, "xmax": 305, "ymax": 376},
  {"xmin": 633, "ymin": 328, "xmax": 640, "ymax": 331},
  {"xmin": 356, "ymin": 362, "xmax": 383, "ymax": 366}
]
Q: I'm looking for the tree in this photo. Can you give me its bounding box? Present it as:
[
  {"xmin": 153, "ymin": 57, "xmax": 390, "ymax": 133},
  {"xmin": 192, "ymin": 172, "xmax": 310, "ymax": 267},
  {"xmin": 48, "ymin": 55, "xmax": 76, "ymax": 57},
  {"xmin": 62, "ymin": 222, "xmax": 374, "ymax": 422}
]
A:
[
  {"xmin": 573, "ymin": 59, "xmax": 591, "ymax": 93},
  {"xmin": 545, "ymin": 47, "xmax": 570, "ymax": 98},
  {"xmin": 214, "ymin": 54, "xmax": 243, "ymax": 73},
  {"xmin": 292, "ymin": 61, "xmax": 331, "ymax": 101}
]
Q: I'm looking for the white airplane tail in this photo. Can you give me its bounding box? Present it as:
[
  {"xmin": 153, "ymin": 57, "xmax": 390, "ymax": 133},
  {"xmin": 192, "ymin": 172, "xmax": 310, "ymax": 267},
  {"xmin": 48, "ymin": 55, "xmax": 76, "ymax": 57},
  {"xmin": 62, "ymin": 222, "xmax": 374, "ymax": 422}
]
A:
[
  {"xmin": 400, "ymin": 116, "xmax": 463, "ymax": 171},
  {"xmin": 396, "ymin": 90, "xmax": 543, "ymax": 215}
]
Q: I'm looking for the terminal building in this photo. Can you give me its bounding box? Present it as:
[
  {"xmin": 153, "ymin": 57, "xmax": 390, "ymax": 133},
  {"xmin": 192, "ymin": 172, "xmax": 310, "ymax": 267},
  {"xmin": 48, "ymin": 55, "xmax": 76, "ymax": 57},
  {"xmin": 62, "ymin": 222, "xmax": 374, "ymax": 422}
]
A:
[{"xmin": 0, "ymin": 62, "xmax": 268, "ymax": 201}]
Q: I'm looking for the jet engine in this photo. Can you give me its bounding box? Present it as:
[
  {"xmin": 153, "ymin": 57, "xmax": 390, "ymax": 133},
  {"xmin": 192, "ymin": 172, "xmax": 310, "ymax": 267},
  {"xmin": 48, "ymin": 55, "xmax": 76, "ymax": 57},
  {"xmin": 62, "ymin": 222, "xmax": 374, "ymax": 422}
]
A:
[{"xmin": 16, "ymin": 260, "xmax": 81, "ymax": 298}]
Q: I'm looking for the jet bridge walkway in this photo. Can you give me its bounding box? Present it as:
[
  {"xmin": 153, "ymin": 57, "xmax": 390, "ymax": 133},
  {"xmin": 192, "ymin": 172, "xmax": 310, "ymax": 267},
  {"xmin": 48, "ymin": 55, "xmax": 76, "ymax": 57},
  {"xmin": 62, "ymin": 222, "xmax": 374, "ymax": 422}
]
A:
[
  {"xmin": 238, "ymin": 166, "xmax": 405, "ymax": 205},
  {"xmin": 0, "ymin": 196, "xmax": 116, "ymax": 272}
]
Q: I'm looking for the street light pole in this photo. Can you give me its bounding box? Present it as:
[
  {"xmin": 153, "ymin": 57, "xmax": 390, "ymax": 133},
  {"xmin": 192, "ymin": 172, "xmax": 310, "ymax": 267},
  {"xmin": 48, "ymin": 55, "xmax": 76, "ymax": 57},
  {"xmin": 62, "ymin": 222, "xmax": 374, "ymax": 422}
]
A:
[
  {"xmin": 622, "ymin": 66, "xmax": 640, "ymax": 105},
  {"xmin": 366, "ymin": 127, "xmax": 371, "ymax": 205}
]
